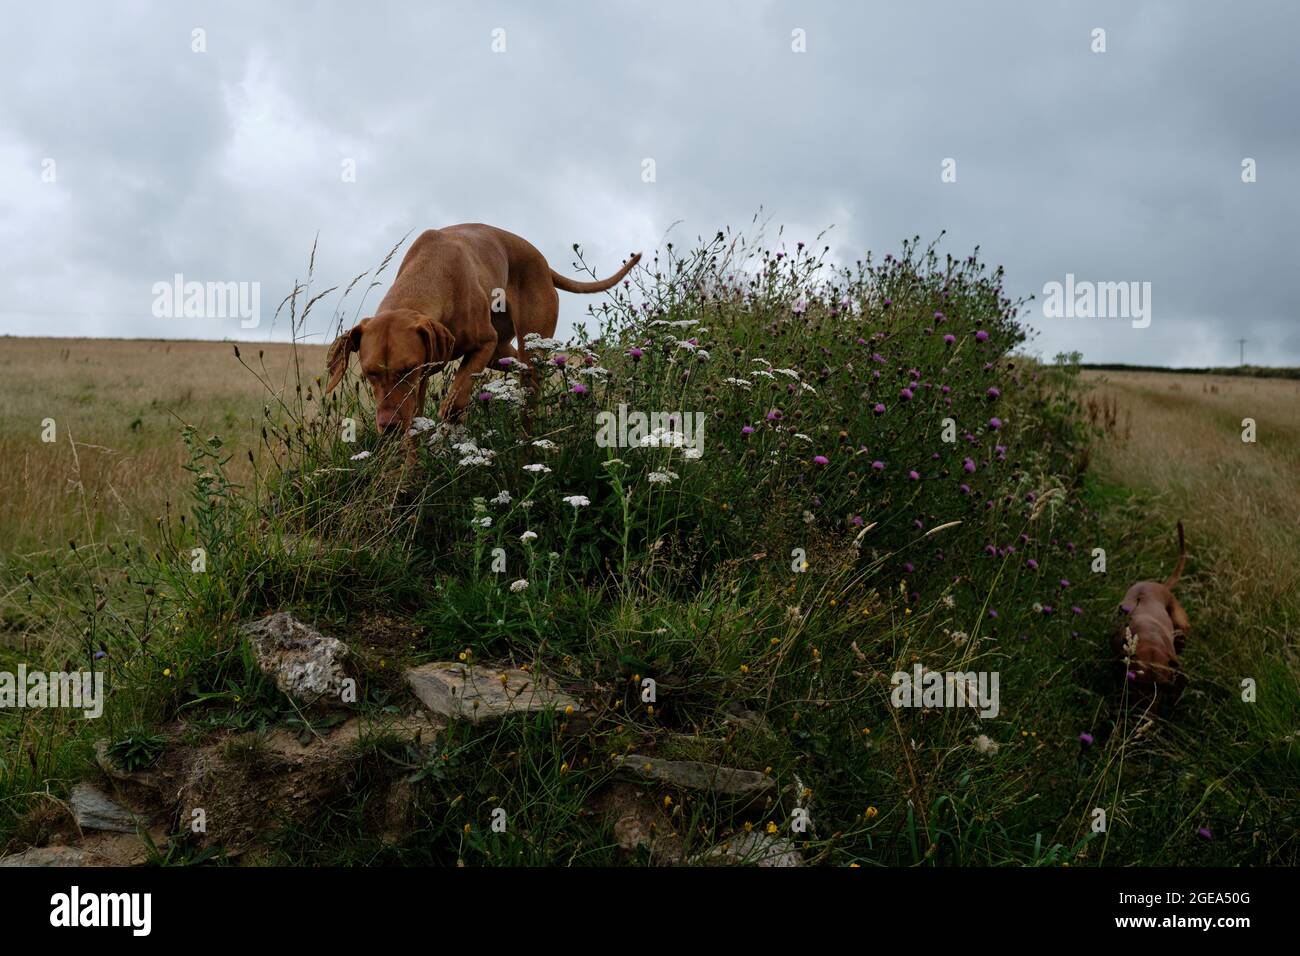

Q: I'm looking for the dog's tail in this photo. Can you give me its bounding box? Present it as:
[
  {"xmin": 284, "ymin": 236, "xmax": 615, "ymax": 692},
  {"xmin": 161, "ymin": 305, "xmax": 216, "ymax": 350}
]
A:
[
  {"xmin": 550, "ymin": 253, "xmax": 641, "ymax": 294},
  {"xmin": 1165, "ymin": 520, "xmax": 1187, "ymax": 589}
]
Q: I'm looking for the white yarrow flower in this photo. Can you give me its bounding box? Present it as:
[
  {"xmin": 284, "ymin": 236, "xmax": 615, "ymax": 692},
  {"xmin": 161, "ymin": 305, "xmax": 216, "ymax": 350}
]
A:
[
  {"xmin": 510, "ymin": 579, "xmax": 529, "ymax": 593},
  {"xmin": 350, "ymin": 450, "xmax": 372, "ymax": 461},
  {"xmin": 562, "ymin": 495, "xmax": 591, "ymax": 508},
  {"xmin": 523, "ymin": 463, "xmax": 552, "ymax": 474},
  {"xmin": 520, "ymin": 530, "xmax": 538, "ymax": 542}
]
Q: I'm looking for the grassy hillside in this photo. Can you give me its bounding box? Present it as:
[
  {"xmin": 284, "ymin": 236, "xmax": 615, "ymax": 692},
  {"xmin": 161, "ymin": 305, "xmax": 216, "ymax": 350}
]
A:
[{"xmin": 1, "ymin": 235, "xmax": 1294, "ymax": 865}]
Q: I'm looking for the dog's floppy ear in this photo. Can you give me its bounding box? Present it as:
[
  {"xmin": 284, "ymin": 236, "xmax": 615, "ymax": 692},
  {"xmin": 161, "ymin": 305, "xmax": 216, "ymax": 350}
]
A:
[
  {"xmin": 417, "ymin": 318, "xmax": 456, "ymax": 367},
  {"xmin": 326, "ymin": 322, "xmax": 365, "ymax": 392}
]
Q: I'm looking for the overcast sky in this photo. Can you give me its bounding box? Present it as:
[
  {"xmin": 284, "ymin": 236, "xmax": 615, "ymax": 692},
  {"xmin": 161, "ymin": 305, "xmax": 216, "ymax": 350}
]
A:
[{"xmin": 1, "ymin": 1, "xmax": 1295, "ymax": 366}]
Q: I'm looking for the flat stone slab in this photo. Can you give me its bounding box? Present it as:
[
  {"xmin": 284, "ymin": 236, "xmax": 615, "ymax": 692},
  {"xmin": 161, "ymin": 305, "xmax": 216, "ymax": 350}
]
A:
[
  {"xmin": 613, "ymin": 754, "xmax": 776, "ymax": 798},
  {"xmin": 70, "ymin": 782, "xmax": 140, "ymax": 833},
  {"xmin": 0, "ymin": 846, "xmax": 90, "ymax": 867},
  {"xmin": 405, "ymin": 662, "xmax": 579, "ymax": 725},
  {"xmin": 695, "ymin": 831, "xmax": 803, "ymax": 867},
  {"xmin": 242, "ymin": 612, "xmax": 349, "ymax": 705}
]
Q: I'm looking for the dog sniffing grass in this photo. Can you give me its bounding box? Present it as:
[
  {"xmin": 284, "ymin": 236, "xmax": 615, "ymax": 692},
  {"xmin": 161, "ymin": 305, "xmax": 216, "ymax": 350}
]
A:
[{"xmin": 0, "ymin": 231, "xmax": 1294, "ymax": 865}]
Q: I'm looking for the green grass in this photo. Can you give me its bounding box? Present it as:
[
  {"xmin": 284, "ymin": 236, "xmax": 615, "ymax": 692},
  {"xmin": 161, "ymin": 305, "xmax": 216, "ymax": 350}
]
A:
[{"xmin": 1, "ymin": 231, "xmax": 1294, "ymax": 865}]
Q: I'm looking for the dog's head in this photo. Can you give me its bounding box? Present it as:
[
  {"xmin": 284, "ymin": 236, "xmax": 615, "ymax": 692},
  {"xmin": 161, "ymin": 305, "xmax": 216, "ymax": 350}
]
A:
[{"xmin": 326, "ymin": 309, "xmax": 456, "ymax": 434}]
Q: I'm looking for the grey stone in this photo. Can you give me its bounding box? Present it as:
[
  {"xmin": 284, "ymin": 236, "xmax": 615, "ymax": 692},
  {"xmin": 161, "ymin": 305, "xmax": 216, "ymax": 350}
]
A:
[
  {"xmin": 0, "ymin": 846, "xmax": 89, "ymax": 867},
  {"xmin": 71, "ymin": 782, "xmax": 140, "ymax": 833},
  {"xmin": 696, "ymin": 831, "xmax": 803, "ymax": 867},
  {"xmin": 242, "ymin": 612, "xmax": 349, "ymax": 705},
  {"xmin": 613, "ymin": 754, "xmax": 776, "ymax": 798},
  {"xmin": 406, "ymin": 662, "xmax": 580, "ymax": 725}
]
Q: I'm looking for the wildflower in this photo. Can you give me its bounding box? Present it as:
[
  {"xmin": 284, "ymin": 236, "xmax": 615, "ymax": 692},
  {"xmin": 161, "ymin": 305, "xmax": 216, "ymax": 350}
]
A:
[
  {"xmin": 986, "ymin": 386, "xmax": 1001, "ymax": 399},
  {"xmin": 963, "ymin": 458, "xmax": 976, "ymax": 473},
  {"xmin": 871, "ymin": 460, "xmax": 884, "ymax": 471},
  {"xmin": 975, "ymin": 735, "xmax": 999, "ymax": 754},
  {"xmin": 943, "ymin": 333, "xmax": 955, "ymax": 344},
  {"xmin": 989, "ymin": 417, "xmax": 1002, "ymax": 430},
  {"xmin": 766, "ymin": 822, "xmax": 778, "ymax": 834},
  {"xmin": 873, "ymin": 403, "xmax": 886, "ymax": 415},
  {"xmin": 975, "ymin": 330, "xmax": 989, "ymax": 342},
  {"xmin": 1079, "ymin": 732, "xmax": 1094, "ymax": 747},
  {"xmin": 570, "ymin": 383, "xmax": 588, "ymax": 396},
  {"xmin": 520, "ymin": 530, "xmax": 537, "ymax": 542},
  {"xmin": 523, "ymin": 463, "xmax": 552, "ymax": 474},
  {"xmin": 741, "ymin": 425, "xmax": 755, "ymax": 436},
  {"xmin": 491, "ymin": 490, "xmax": 512, "ymax": 506},
  {"xmin": 510, "ymin": 579, "xmax": 529, "ymax": 593},
  {"xmin": 1197, "ymin": 827, "xmax": 1213, "ymax": 841},
  {"xmin": 552, "ymin": 354, "xmax": 568, "ymax": 366},
  {"xmin": 865, "ymin": 806, "xmax": 879, "ymax": 819},
  {"xmin": 647, "ymin": 470, "xmax": 678, "ymax": 484},
  {"xmin": 813, "ymin": 454, "xmax": 829, "ymax": 465},
  {"xmin": 899, "ymin": 387, "xmax": 914, "ymax": 401},
  {"xmin": 908, "ymin": 470, "xmax": 920, "ymax": 481},
  {"xmin": 739, "ymin": 664, "xmax": 749, "ymax": 674},
  {"xmin": 350, "ymin": 450, "xmax": 372, "ymax": 461},
  {"xmin": 628, "ymin": 347, "xmax": 644, "ymax": 360},
  {"xmin": 562, "ymin": 495, "xmax": 591, "ymax": 508},
  {"xmin": 1060, "ymin": 579, "xmax": 1070, "ymax": 588},
  {"xmin": 1072, "ymin": 605, "xmax": 1083, "ymax": 615},
  {"xmin": 1027, "ymin": 558, "xmax": 1039, "ymax": 570}
]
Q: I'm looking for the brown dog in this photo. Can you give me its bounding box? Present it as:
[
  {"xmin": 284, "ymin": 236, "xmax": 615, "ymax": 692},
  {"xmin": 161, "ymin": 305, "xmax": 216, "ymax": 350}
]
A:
[
  {"xmin": 1112, "ymin": 521, "xmax": 1190, "ymax": 706},
  {"xmin": 326, "ymin": 224, "xmax": 640, "ymax": 436}
]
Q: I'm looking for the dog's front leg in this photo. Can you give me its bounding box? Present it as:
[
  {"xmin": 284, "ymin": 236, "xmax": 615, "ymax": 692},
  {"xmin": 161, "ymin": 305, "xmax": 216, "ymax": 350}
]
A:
[{"xmin": 440, "ymin": 342, "xmax": 495, "ymax": 423}]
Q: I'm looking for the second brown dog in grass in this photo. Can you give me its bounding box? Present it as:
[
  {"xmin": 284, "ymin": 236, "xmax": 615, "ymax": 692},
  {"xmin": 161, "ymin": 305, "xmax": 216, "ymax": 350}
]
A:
[
  {"xmin": 326, "ymin": 223, "xmax": 640, "ymax": 437},
  {"xmin": 1112, "ymin": 521, "xmax": 1190, "ymax": 707}
]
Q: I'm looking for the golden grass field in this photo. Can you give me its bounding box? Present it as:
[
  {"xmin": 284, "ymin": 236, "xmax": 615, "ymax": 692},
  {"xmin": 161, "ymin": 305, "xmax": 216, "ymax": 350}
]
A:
[
  {"xmin": 0, "ymin": 338, "xmax": 327, "ymax": 556},
  {"xmin": 1081, "ymin": 369, "xmax": 1300, "ymax": 697}
]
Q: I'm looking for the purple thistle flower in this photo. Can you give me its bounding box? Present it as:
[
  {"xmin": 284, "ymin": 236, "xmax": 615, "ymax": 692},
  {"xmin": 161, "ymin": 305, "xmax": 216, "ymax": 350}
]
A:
[
  {"xmin": 873, "ymin": 403, "xmax": 886, "ymax": 415},
  {"xmin": 988, "ymin": 609, "xmax": 998, "ymax": 618},
  {"xmin": 975, "ymin": 330, "xmax": 989, "ymax": 342},
  {"xmin": 908, "ymin": 469, "xmax": 920, "ymax": 481},
  {"xmin": 552, "ymin": 354, "xmax": 568, "ymax": 366},
  {"xmin": 989, "ymin": 417, "xmax": 1002, "ymax": 430},
  {"xmin": 959, "ymin": 483, "xmax": 971, "ymax": 494},
  {"xmin": 628, "ymin": 347, "xmax": 644, "ymax": 360},
  {"xmin": 1198, "ymin": 827, "xmax": 1213, "ymax": 841},
  {"xmin": 1072, "ymin": 605, "xmax": 1083, "ymax": 615},
  {"xmin": 986, "ymin": 386, "xmax": 1000, "ymax": 399},
  {"xmin": 963, "ymin": 458, "xmax": 976, "ymax": 474},
  {"xmin": 1079, "ymin": 732, "xmax": 1094, "ymax": 746},
  {"xmin": 871, "ymin": 460, "xmax": 885, "ymax": 471},
  {"xmin": 570, "ymin": 383, "xmax": 588, "ymax": 396},
  {"xmin": 943, "ymin": 333, "xmax": 956, "ymax": 344},
  {"xmin": 899, "ymin": 387, "xmax": 914, "ymax": 401},
  {"xmin": 1027, "ymin": 558, "xmax": 1039, "ymax": 570},
  {"xmin": 741, "ymin": 425, "xmax": 755, "ymax": 436},
  {"xmin": 477, "ymin": 391, "xmax": 493, "ymax": 402},
  {"xmin": 813, "ymin": 455, "xmax": 829, "ymax": 465},
  {"xmin": 903, "ymin": 562, "xmax": 915, "ymax": 573},
  {"xmin": 1060, "ymin": 579, "xmax": 1070, "ymax": 588}
]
